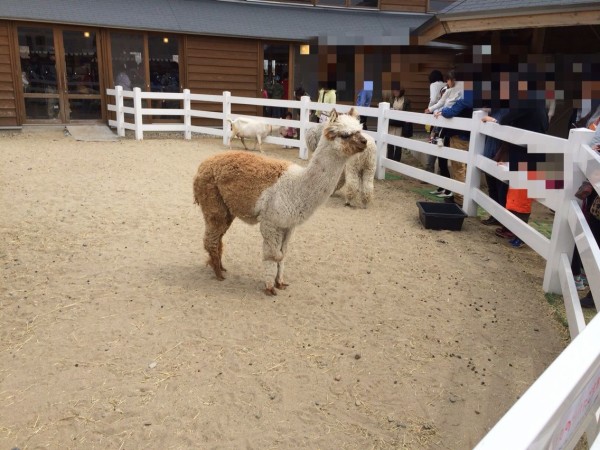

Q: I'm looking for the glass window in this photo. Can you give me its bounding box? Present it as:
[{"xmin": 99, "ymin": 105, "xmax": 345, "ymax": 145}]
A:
[
  {"xmin": 110, "ymin": 33, "xmax": 146, "ymax": 90},
  {"xmin": 68, "ymin": 99, "xmax": 101, "ymax": 120},
  {"xmin": 149, "ymin": 35, "xmax": 181, "ymax": 118},
  {"xmin": 18, "ymin": 27, "xmax": 58, "ymax": 94},
  {"xmin": 63, "ymin": 30, "xmax": 100, "ymax": 94},
  {"xmin": 348, "ymin": 0, "xmax": 378, "ymax": 6},
  {"xmin": 263, "ymin": 44, "xmax": 290, "ymax": 118},
  {"xmin": 316, "ymin": 0, "xmax": 346, "ymax": 5},
  {"xmin": 148, "ymin": 35, "xmax": 180, "ymax": 93},
  {"xmin": 24, "ymin": 97, "xmax": 60, "ymax": 120}
]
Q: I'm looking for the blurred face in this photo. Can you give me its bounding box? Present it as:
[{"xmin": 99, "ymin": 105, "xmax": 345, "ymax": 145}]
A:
[
  {"xmin": 447, "ymin": 78, "xmax": 456, "ymax": 88},
  {"xmin": 392, "ymin": 89, "xmax": 400, "ymax": 97}
]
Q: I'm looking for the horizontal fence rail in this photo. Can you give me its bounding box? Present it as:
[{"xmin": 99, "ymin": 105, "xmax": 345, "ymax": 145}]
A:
[{"xmin": 105, "ymin": 87, "xmax": 600, "ymax": 448}]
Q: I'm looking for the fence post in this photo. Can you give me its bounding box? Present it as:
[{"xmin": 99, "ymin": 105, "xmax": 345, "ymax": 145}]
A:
[
  {"xmin": 183, "ymin": 89, "xmax": 191, "ymax": 140},
  {"xmin": 133, "ymin": 87, "xmax": 143, "ymax": 141},
  {"xmin": 463, "ymin": 110, "xmax": 487, "ymax": 216},
  {"xmin": 115, "ymin": 85, "xmax": 125, "ymax": 137},
  {"xmin": 299, "ymin": 95, "xmax": 310, "ymax": 160},
  {"xmin": 375, "ymin": 102, "xmax": 390, "ymax": 180},
  {"xmin": 542, "ymin": 128, "xmax": 593, "ymax": 293},
  {"xmin": 223, "ymin": 91, "xmax": 231, "ymax": 147}
]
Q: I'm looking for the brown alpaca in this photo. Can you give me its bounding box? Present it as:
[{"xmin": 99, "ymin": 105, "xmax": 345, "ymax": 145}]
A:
[{"xmin": 193, "ymin": 110, "xmax": 367, "ymax": 295}]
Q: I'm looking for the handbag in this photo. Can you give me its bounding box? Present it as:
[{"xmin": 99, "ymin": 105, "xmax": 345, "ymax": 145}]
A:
[
  {"xmin": 590, "ymin": 195, "xmax": 600, "ymax": 220},
  {"xmin": 401, "ymin": 121, "xmax": 413, "ymax": 138}
]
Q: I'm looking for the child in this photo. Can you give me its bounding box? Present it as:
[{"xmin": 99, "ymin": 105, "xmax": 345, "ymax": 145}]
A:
[
  {"xmin": 279, "ymin": 111, "xmax": 296, "ymax": 148},
  {"xmin": 495, "ymin": 187, "xmax": 533, "ymax": 248}
]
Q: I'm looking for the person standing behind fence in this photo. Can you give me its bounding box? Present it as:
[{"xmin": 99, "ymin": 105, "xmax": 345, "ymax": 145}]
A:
[
  {"xmin": 316, "ymin": 82, "xmax": 337, "ymax": 123},
  {"xmin": 479, "ymin": 109, "xmax": 510, "ymax": 226},
  {"xmin": 356, "ymin": 83, "xmax": 373, "ymax": 130},
  {"xmin": 115, "ymin": 64, "xmax": 132, "ymax": 91},
  {"xmin": 425, "ymin": 70, "xmax": 451, "ymax": 197},
  {"xmin": 571, "ymin": 135, "xmax": 600, "ymax": 308},
  {"xmin": 434, "ymin": 93, "xmax": 472, "ymax": 207},
  {"xmin": 492, "ymin": 187, "xmax": 533, "ymax": 248},
  {"xmin": 386, "ymin": 82, "xmax": 411, "ymax": 162}
]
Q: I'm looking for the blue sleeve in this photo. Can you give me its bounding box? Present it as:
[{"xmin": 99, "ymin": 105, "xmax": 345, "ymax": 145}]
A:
[
  {"xmin": 440, "ymin": 99, "xmax": 467, "ymax": 118},
  {"xmin": 592, "ymin": 126, "xmax": 600, "ymax": 147}
]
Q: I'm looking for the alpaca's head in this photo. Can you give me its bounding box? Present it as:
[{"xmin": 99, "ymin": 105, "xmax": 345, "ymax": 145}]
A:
[{"xmin": 323, "ymin": 109, "xmax": 367, "ymax": 157}]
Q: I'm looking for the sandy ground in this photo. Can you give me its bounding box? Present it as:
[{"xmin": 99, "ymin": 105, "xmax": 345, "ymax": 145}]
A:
[{"xmin": 0, "ymin": 129, "xmax": 567, "ymax": 449}]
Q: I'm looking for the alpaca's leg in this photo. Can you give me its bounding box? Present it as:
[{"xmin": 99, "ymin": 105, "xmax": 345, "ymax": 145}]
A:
[
  {"xmin": 204, "ymin": 216, "xmax": 233, "ymax": 280},
  {"xmin": 344, "ymin": 166, "xmax": 361, "ymax": 208},
  {"xmin": 256, "ymin": 135, "xmax": 263, "ymax": 153},
  {"xmin": 260, "ymin": 222, "xmax": 285, "ymax": 295},
  {"xmin": 361, "ymin": 170, "xmax": 375, "ymax": 207},
  {"xmin": 335, "ymin": 171, "xmax": 345, "ymax": 193},
  {"xmin": 201, "ymin": 187, "xmax": 234, "ymax": 280},
  {"xmin": 361, "ymin": 165, "xmax": 376, "ymax": 208},
  {"xmin": 275, "ymin": 228, "xmax": 294, "ymax": 289},
  {"xmin": 240, "ymin": 137, "xmax": 248, "ymax": 150}
]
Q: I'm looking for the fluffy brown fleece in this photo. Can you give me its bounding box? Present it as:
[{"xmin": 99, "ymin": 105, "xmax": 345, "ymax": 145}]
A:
[{"xmin": 194, "ymin": 151, "xmax": 290, "ymax": 222}]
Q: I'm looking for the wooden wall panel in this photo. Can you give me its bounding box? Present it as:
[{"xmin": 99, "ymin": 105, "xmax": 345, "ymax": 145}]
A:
[
  {"xmin": 185, "ymin": 35, "xmax": 260, "ymax": 125},
  {"xmin": 379, "ymin": 0, "xmax": 427, "ymax": 13},
  {"xmin": 0, "ymin": 21, "xmax": 18, "ymax": 127}
]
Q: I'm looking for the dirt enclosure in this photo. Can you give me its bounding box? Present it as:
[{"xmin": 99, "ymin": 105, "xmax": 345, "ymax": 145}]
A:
[{"xmin": 0, "ymin": 129, "xmax": 567, "ymax": 449}]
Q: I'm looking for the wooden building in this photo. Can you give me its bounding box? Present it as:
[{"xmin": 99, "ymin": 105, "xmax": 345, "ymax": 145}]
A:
[{"xmin": 0, "ymin": 0, "xmax": 461, "ymax": 128}]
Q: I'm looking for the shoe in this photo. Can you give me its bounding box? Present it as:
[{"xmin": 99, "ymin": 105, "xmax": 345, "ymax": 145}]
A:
[
  {"xmin": 581, "ymin": 273, "xmax": 588, "ymax": 286},
  {"xmin": 429, "ymin": 188, "xmax": 444, "ymax": 195},
  {"xmin": 509, "ymin": 237, "xmax": 525, "ymax": 248},
  {"xmin": 574, "ymin": 275, "xmax": 587, "ymax": 291},
  {"xmin": 580, "ymin": 292, "xmax": 595, "ymax": 309},
  {"xmin": 436, "ymin": 191, "xmax": 453, "ymax": 198},
  {"xmin": 481, "ymin": 217, "xmax": 500, "ymax": 226},
  {"xmin": 495, "ymin": 228, "xmax": 516, "ymax": 239}
]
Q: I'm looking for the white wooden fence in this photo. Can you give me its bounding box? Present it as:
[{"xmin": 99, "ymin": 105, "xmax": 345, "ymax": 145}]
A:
[{"xmin": 106, "ymin": 87, "xmax": 600, "ymax": 449}]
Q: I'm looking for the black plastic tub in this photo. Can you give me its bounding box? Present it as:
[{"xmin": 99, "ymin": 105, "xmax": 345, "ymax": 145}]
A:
[{"xmin": 416, "ymin": 201, "xmax": 467, "ymax": 231}]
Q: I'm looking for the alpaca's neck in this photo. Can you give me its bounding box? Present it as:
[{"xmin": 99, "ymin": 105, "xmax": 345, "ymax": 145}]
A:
[{"xmin": 291, "ymin": 144, "xmax": 347, "ymax": 217}]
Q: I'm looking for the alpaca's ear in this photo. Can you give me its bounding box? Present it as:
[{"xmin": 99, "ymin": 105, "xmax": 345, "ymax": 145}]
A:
[
  {"xmin": 348, "ymin": 107, "xmax": 359, "ymax": 119},
  {"xmin": 329, "ymin": 109, "xmax": 338, "ymax": 122}
]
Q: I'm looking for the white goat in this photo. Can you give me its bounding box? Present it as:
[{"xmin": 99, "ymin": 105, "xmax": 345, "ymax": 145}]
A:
[{"xmin": 227, "ymin": 118, "xmax": 273, "ymax": 153}]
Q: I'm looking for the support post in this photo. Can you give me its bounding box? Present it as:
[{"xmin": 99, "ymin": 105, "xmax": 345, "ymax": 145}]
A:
[
  {"xmin": 375, "ymin": 102, "xmax": 390, "ymax": 180},
  {"xmin": 299, "ymin": 95, "xmax": 310, "ymax": 160},
  {"xmin": 463, "ymin": 110, "xmax": 487, "ymax": 216},
  {"xmin": 115, "ymin": 85, "xmax": 124, "ymax": 137},
  {"xmin": 183, "ymin": 89, "xmax": 191, "ymax": 140},
  {"xmin": 223, "ymin": 91, "xmax": 231, "ymax": 147},
  {"xmin": 133, "ymin": 87, "xmax": 143, "ymax": 141},
  {"xmin": 543, "ymin": 128, "xmax": 594, "ymax": 293}
]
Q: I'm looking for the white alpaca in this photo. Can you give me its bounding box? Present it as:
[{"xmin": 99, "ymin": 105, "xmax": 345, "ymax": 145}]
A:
[
  {"xmin": 305, "ymin": 109, "xmax": 376, "ymax": 208},
  {"xmin": 194, "ymin": 110, "xmax": 367, "ymax": 295}
]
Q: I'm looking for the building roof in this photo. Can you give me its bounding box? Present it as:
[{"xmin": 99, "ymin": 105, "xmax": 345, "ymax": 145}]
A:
[
  {"xmin": 0, "ymin": 0, "xmax": 431, "ymax": 45},
  {"xmin": 438, "ymin": 0, "xmax": 600, "ymax": 17},
  {"xmin": 415, "ymin": 0, "xmax": 600, "ymax": 44}
]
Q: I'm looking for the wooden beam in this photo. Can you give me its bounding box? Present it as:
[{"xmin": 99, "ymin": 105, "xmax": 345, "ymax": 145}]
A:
[
  {"xmin": 444, "ymin": 10, "xmax": 600, "ymax": 34},
  {"xmin": 416, "ymin": 20, "xmax": 448, "ymax": 45}
]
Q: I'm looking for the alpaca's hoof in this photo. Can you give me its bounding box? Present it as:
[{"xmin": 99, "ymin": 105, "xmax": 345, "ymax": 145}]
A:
[
  {"xmin": 216, "ymin": 275, "xmax": 225, "ymax": 281},
  {"xmin": 264, "ymin": 287, "xmax": 278, "ymax": 296},
  {"xmin": 275, "ymin": 281, "xmax": 289, "ymax": 290}
]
